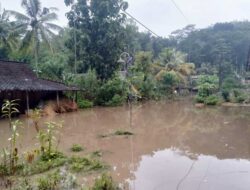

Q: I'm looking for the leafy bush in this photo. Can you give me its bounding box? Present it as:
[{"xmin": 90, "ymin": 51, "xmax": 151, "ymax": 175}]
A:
[
  {"xmin": 91, "ymin": 174, "xmax": 120, "ymax": 190},
  {"xmin": 105, "ymin": 94, "xmax": 125, "ymax": 107},
  {"xmin": 195, "ymin": 75, "xmax": 219, "ymax": 104},
  {"xmin": 236, "ymin": 95, "xmax": 247, "ymax": 103},
  {"xmin": 232, "ymin": 89, "xmax": 248, "ymax": 103},
  {"xmin": 222, "ymin": 90, "xmax": 230, "ymax": 102},
  {"xmin": 68, "ymin": 69, "xmax": 100, "ymax": 102},
  {"xmin": 195, "ymin": 95, "xmax": 206, "ymax": 103},
  {"xmin": 71, "ymin": 144, "xmax": 84, "ymax": 152},
  {"xmin": 96, "ymin": 75, "xmax": 127, "ymax": 106},
  {"xmin": 77, "ymin": 99, "xmax": 94, "ymax": 109},
  {"xmin": 69, "ymin": 156, "xmax": 106, "ymax": 173},
  {"xmin": 159, "ymin": 71, "xmax": 180, "ymax": 95},
  {"xmin": 37, "ymin": 172, "xmax": 61, "ymax": 190},
  {"xmin": 205, "ymin": 95, "xmax": 220, "ymax": 105},
  {"xmin": 0, "ymin": 164, "xmax": 8, "ymax": 176},
  {"xmin": 21, "ymin": 152, "xmax": 67, "ymax": 175},
  {"xmin": 222, "ymin": 76, "xmax": 242, "ymax": 90},
  {"xmin": 129, "ymin": 73, "xmax": 157, "ymax": 100}
]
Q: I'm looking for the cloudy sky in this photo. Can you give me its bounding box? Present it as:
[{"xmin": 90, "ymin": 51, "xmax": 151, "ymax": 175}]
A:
[{"xmin": 1, "ymin": 0, "xmax": 250, "ymax": 37}]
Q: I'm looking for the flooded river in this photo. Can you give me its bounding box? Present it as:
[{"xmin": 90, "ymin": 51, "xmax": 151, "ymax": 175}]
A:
[{"xmin": 0, "ymin": 100, "xmax": 250, "ymax": 190}]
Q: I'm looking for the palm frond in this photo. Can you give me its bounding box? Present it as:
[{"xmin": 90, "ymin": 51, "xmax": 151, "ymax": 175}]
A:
[
  {"xmin": 44, "ymin": 27, "xmax": 57, "ymax": 39},
  {"xmin": 39, "ymin": 24, "xmax": 52, "ymax": 51},
  {"xmin": 44, "ymin": 23, "xmax": 62, "ymax": 32},
  {"xmin": 21, "ymin": 0, "xmax": 35, "ymax": 18},
  {"xmin": 20, "ymin": 30, "xmax": 34, "ymax": 51},
  {"xmin": 5, "ymin": 10, "xmax": 30, "ymax": 22},
  {"xmin": 31, "ymin": 0, "xmax": 41, "ymax": 16},
  {"xmin": 40, "ymin": 12, "xmax": 58, "ymax": 22}
]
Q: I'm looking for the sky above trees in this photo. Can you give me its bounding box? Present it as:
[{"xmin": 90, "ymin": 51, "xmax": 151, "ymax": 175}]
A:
[{"xmin": 1, "ymin": 0, "xmax": 250, "ymax": 37}]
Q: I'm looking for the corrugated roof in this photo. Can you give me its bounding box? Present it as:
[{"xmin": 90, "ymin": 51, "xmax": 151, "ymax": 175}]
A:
[{"xmin": 0, "ymin": 60, "xmax": 78, "ymax": 91}]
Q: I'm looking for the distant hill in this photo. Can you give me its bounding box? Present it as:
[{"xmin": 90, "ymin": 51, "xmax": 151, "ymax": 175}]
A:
[{"xmin": 176, "ymin": 21, "xmax": 250, "ymax": 72}]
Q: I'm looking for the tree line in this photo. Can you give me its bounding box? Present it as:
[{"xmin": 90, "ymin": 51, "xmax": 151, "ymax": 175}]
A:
[{"xmin": 0, "ymin": 0, "xmax": 249, "ymax": 106}]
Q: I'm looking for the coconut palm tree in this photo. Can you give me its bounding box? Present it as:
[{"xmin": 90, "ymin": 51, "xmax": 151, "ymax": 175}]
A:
[
  {"xmin": 6, "ymin": 0, "xmax": 62, "ymax": 73},
  {"xmin": 153, "ymin": 48, "xmax": 195, "ymax": 84},
  {"xmin": 0, "ymin": 7, "xmax": 19, "ymax": 57}
]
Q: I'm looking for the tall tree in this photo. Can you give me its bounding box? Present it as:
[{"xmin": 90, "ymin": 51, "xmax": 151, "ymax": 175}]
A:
[
  {"xmin": 0, "ymin": 7, "xmax": 18, "ymax": 59},
  {"xmin": 65, "ymin": 0, "xmax": 128, "ymax": 80},
  {"xmin": 7, "ymin": 0, "xmax": 62, "ymax": 72}
]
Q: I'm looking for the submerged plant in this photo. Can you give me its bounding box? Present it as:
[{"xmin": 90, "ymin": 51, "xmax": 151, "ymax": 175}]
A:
[
  {"xmin": 36, "ymin": 122, "xmax": 63, "ymax": 157},
  {"xmin": 30, "ymin": 109, "xmax": 42, "ymax": 132},
  {"xmin": 8, "ymin": 120, "xmax": 22, "ymax": 174},
  {"xmin": 114, "ymin": 130, "xmax": 133, "ymax": 136},
  {"xmin": 69, "ymin": 156, "xmax": 106, "ymax": 173},
  {"xmin": 91, "ymin": 173, "xmax": 120, "ymax": 190},
  {"xmin": 2, "ymin": 99, "xmax": 19, "ymax": 129},
  {"xmin": 71, "ymin": 144, "xmax": 84, "ymax": 152},
  {"xmin": 99, "ymin": 130, "xmax": 134, "ymax": 138}
]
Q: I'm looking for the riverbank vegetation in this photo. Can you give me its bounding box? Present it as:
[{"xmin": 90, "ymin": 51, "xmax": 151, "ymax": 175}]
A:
[
  {"xmin": 1, "ymin": 0, "xmax": 249, "ymax": 108},
  {"xmin": 1, "ymin": 0, "xmax": 250, "ymax": 188},
  {"xmin": 0, "ymin": 102, "xmax": 111, "ymax": 189}
]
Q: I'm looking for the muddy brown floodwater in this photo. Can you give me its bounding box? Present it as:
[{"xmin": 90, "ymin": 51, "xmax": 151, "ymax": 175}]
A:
[{"xmin": 1, "ymin": 100, "xmax": 250, "ymax": 190}]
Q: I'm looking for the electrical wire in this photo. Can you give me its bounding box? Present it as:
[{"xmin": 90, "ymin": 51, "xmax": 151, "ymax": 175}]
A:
[
  {"xmin": 170, "ymin": 0, "xmax": 190, "ymax": 24},
  {"xmin": 122, "ymin": 10, "xmax": 161, "ymax": 38}
]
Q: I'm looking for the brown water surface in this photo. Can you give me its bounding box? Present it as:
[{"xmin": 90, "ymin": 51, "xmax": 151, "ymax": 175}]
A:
[{"xmin": 0, "ymin": 100, "xmax": 250, "ymax": 190}]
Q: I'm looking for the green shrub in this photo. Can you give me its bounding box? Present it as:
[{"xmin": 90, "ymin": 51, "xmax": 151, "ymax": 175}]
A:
[
  {"xmin": 77, "ymin": 99, "xmax": 94, "ymax": 109},
  {"xmin": 222, "ymin": 76, "xmax": 242, "ymax": 90},
  {"xmin": 96, "ymin": 75, "xmax": 127, "ymax": 106},
  {"xmin": 14, "ymin": 178, "xmax": 33, "ymax": 190},
  {"xmin": 91, "ymin": 174, "xmax": 119, "ymax": 190},
  {"xmin": 232, "ymin": 89, "xmax": 247, "ymax": 103},
  {"xmin": 21, "ymin": 152, "xmax": 67, "ymax": 175},
  {"xmin": 72, "ymin": 69, "xmax": 100, "ymax": 101},
  {"xmin": 236, "ymin": 95, "xmax": 247, "ymax": 103},
  {"xmin": 195, "ymin": 95, "xmax": 205, "ymax": 103},
  {"xmin": 158, "ymin": 71, "xmax": 179, "ymax": 95},
  {"xmin": 69, "ymin": 156, "xmax": 105, "ymax": 173},
  {"xmin": 222, "ymin": 90, "xmax": 230, "ymax": 102},
  {"xmin": 233, "ymin": 89, "xmax": 241, "ymax": 98},
  {"xmin": 130, "ymin": 73, "xmax": 157, "ymax": 100},
  {"xmin": 0, "ymin": 164, "xmax": 8, "ymax": 176},
  {"xmin": 37, "ymin": 171, "xmax": 61, "ymax": 190},
  {"xmin": 71, "ymin": 144, "xmax": 84, "ymax": 152},
  {"xmin": 105, "ymin": 94, "xmax": 125, "ymax": 107},
  {"xmin": 205, "ymin": 95, "xmax": 220, "ymax": 105}
]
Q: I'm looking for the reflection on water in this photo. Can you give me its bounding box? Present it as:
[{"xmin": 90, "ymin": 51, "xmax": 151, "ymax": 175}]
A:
[
  {"xmin": 129, "ymin": 149, "xmax": 250, "ymax": 190},
  {"xmin": 0, "ymin": 100, "xmax": 250, "ymax": 189}
]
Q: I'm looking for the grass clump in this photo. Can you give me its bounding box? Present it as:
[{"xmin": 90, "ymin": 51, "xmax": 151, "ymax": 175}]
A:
[
  {"xmin": 14, "ymin": 169, "xmax": 77, "ymax": 190},
  {"xmin": 71, "ymin": 144, "xmax": 84, "ymax": 152},
  {"xmin": 69, "ymin": 156, "xmax": 106, "ymax": 173},
  {"xmin": 114, "ymin": 130, "xmax": 133, "ymax": 136},
  {"xmin": 37, "ymin": 171, "xmax": 62, "ymax": 190},
  {"xmin": 21, "ymin": 152, "xmax": 67, "ymax": 176},
  {"xmin": 99, "ymin": 130, "xmax": 134, "ymax": 138},
  {"xmin": 91, "ymin": 151, "xmax": 102, "ymax": 158},
  {"xmin": 91, "ymin": 173, "xmax": 120, "ymax": 190}
]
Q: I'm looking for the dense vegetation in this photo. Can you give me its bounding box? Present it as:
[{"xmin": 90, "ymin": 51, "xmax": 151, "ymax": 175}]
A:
[
  {"xmin": 0, "ymin": 0, "xmax": 250, "ymax": 107},
  {"xmin": 1, "ymin": 0, "xmax": 250, "ymax": 189}
]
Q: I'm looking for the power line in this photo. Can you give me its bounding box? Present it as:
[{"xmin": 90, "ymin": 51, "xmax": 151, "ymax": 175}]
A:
[
  {"xmin": 170, "ymin": 0, "xmax": 190, "ymax": 24},
  {"xmin": 122, "ymin": 10, "xmax": 161, "ymax": 38}
]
